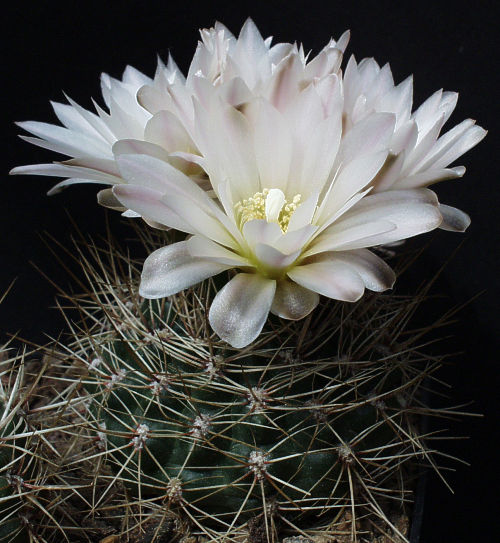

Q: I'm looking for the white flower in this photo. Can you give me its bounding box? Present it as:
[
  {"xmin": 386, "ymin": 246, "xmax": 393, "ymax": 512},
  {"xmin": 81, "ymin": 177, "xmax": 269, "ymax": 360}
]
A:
[
  {"xmin": 112, "ymin": 84, "xmax": 443, "ymax": 347},
  {"xmin": 10, "ymin": 19, "xmax": 485, "ymax": 348},
  {"xmin": 10, "ymin": 19, "xmax": 349, "ymax": 221},
  {"xmin": 10, "ymin": 66, "xmax": 155, "ymax": 203},
  {"xmin": 342, "ymin": 56, "xmax": 486, "ymax": 231}
]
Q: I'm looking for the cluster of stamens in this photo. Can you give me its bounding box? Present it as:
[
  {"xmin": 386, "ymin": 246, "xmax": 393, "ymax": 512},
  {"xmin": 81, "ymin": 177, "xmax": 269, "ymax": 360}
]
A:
[{"xmin": 234, "ymin": 188, "xmax": 302, "ymax": 233}]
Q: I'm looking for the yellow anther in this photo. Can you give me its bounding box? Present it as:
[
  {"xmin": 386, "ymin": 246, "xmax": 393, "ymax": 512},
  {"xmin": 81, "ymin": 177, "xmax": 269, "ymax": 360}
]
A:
[{"xmin": 234, "ymin": 188, "xmax": 302, "ymax": 233}]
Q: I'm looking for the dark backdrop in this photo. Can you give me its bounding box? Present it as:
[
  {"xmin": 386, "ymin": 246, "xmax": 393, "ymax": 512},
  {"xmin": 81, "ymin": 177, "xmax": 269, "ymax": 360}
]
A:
[{"xmin": 2, "ymin": 1, "xmax": 498, "ymax": 541}]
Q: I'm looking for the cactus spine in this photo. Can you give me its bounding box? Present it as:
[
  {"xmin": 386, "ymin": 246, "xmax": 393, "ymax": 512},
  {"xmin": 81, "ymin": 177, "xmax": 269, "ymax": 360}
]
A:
[{"xmin": 35, "ymin": 226, "xmax": 462, "ymax": 543}]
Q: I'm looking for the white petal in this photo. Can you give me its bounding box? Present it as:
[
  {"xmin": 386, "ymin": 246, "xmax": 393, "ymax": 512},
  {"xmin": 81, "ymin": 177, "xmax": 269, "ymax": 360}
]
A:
[
  {"xmin": 113, "ymin": 185, "xmax": 196, "ymax": 233},
  {"xmin": 438, "ymin": 204, "xmax": 471, "ymax": 232},
  {"xmin": 254, "ymin": 243, "xmax": 300, "ymax": 270},
  {"xmin": 304, "ymin": 220, "xmax": 396, "ymax": 255},
  {"xmin": 16, "ymin": 121, "xmax": 112, "ymax": 159},
  {"xmin": 242, "ymin": 220, "xmax": 283, "ymax": 249},
  {"xmin": 162, "ymin": 193, "xmax": 241, "ymax": 250},
  {"xmin": 338, "ymin": 113, "xmax": 396, "ymax": 164},
  {"xmin": 187, "ymin": 235, "xmax": 251, "ymax": 267},
  {"xmin": 326, "ymin": 150, "xmax": 389, "ymax": 214},
  {"xmin": 419, "ymin": 122, "xmax": 487, "ymax": 171},
  {"xmin": 144, "ymin": 110, "xmax": 194, "ymax": 152},
  {"xmin": 140, "ymin": 241, "xmax": 230, "ymax": 298},
  {"xmin": 112, "ymin": 139, "xmax": 170, "ymax": 162},
  {"xmin": 287, "ymin": 192, "xmax": 319, "ymax": 232},
  {"xmin": 323, "ymin": 249, "xmax": 396, "ymax": 292},
  {"xmin": 394, "ymin": 166, "xmax": 465, "ymax": 190},
  {"xmin": 248, "ymin": 100, "xmax": 292, "ymax": 193},
  {"xmin": 10, "ymin": 161, "xmax": 119, "ymax": 185},
  {"xmin": 116, "ymin": 153, "xmax": 210, "ymax": 205},
  {"xmin": 287, "ymin": 260, "xmax": 365, "ymax": 302},
  {"xmin": 209, "ymin": 273, "xmax": 276, "ymax": 348},
  {"xmin": 271, "ymin": 280, "xmax": 319, "ymax": 320},
  {"xmin": 332, "ymin": 189, "xmax": 443, "ymax": 246},
  {"xmin": 193, "ymin": 100, "xmax": 259, "ymax": 201}
]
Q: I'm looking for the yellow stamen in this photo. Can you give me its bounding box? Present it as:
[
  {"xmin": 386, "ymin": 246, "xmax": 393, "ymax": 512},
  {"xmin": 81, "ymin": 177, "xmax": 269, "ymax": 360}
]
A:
[{"xmin": 234, "ymin": 188, "xmax": 302, "ymax": 233}]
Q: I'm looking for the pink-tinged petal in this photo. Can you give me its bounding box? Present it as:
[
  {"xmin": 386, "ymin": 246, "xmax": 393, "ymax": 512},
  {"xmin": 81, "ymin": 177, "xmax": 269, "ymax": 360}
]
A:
[
  {"xmin": 326, "ymin": 150, "xmax": 389, "ymax": 213},
  {"xmin": 242, "ymin": 220, "xmax": 283, "ymax": 249},
  {"xmin": 298, "ymin": 109, "xmax": 343, "ymax": 195},
  {"xmin": 287, "ymin": 260, "xmax": 365, "ymax": 302},
  {"xmin": 338, "ymin": 113, "xmax": 396, "ymax": 164},
  {"xmin": 116, "ymin": 153, "xmax": 216, "ymax": 214},
  {"xmin": 332, "ymin": 189, "xmax": 443, "ymax": 245},
  {"xmin": 266, "ymin": 52, "xmax": 304, "ymax": 111},
  {"xmin": 271, "ymin": 280, "xmax": 319, "ymax": 320},
  {"xmin": 209, "ymin": 273, "xmax": 276, "ymax": 348},
  {"xmin": 140, "ymin": 241, "xmax": 230, "ymax": 298},
  {"xmin": 9, "ymin": 162, "xmax": 120, "ymax": 185},
  {"xmin": 112, "ymin": 139, "xmax": 171, "ymax": 162},
  {"xmin": 371, "ymin": 153, "xmax": 406, "ymax": 192},
  {"xmin": 51, "ymin": 100, "xmax": 103, "ymax": 138},
  {"xmin": 16, "ymin": 121, "xmax": 112, "ymax": 158},
  {"xmin": 254, "ymin": 243, "xmax": 301, "ymax": 270},
  {"xmin": 162, "ymin": 193, "xmax": 241, "ymax": 250},
  {"xmin": 419, "ymin": 122, "xmax": 487, "ymax": 171},
  {"xmin": 377, "ymin": 75, "xmax": 413, "ymax": 129},
  {"xmin": 314, "ymin": 73, "xmax": 343, "ymax": 118},
  {"xmin": 144, "ymin": 110, "xmax": 194, "ymax": 152},
  {"xmin": 391, "ymin": 120, "xmax": 418, "ymax": 155},
  {"xmin": 404, "ymin": 114, "xmax": 446, "ymax": 172},
  {"xmin": 64, "ymin": 95, "xmax": 116, "ymax": 143},
  {"xmin": 275, "ymin": 224, "xmax": 317, "ymax": 255},
  {"xmin": 247, "ymin": 99, "xmax": 292, "ymax": 194},
  {"xmin": 314, "ymin": 187, "xmax": 373, "ymax": 236},
  {"xmin": 193, "ymin": 100, "xmax": 259, "ymax": 201},
  {"xmin": 187, "ymin": 236, "xmax": 252, "ymax": 267},
  {"xmin": 438, "ymin": 204, "xmax": 471, "ymax": 232},
  {"xmin": 113, "ymin": 185, "xmax": 196, "ymax": 233},
  {"xmin": 322, "ymin": 250, "xmax": 396, "ymax": 292},
  {"xmin": 303, "ymin": 221, "xmax": 396, "ymax": 256},
  {"xmin": 394, "ymin": 166, "xmax": 465, "ymax": 190}
]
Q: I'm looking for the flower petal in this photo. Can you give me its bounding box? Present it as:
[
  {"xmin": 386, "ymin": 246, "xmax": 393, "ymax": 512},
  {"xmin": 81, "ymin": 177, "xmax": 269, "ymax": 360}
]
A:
[
  {"xmin": 209, "ymin": 273, "xmax": 276, "ymax": 347},
  {"xmin": 187, "ymin": 235, "xmax": 252, "ymax": 267},
  {"xmin": 330, "ymin": 188, "xmax": 442, "ymax": 246},
  {"xmin": 140, "ymin": 241, "xmax": 230, "ymax": 298},
  {"xmin": 288, "ymin": 259, "xmax": 365, "ymax": 302},
  {"xmin": 254, "ymin": 243, "xmax": 301, "ymax": 270},
  {"xmin": 113, "ymin": 184, "xmax": 196, "ymax": 233},
  {"xmin": 322, "ymin": 249, "xmax": 396, "ymax": 292},
  {"xmin": 271, "ymin": 280, "xmax": 319, "ymax": 320},
  {"xmin": 438, "ymin": 204, "xmax": 471, "ymax": 232}
]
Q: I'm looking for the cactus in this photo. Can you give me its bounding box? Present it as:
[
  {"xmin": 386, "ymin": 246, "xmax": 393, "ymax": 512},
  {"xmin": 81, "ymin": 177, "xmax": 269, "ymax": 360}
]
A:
[
  {"xmin": 41, "ymin": 225, "xmax": 463, "ymax": 543},
  {"xmin": 0, "ymin": 347, "xmax": 32, "ymax": 543}
]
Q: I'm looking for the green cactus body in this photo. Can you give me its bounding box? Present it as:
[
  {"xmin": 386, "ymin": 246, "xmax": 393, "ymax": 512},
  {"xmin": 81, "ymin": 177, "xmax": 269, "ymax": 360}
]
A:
[{"xmin": 84, "ymin": 294, "xmax": 410, "ymax": 525}]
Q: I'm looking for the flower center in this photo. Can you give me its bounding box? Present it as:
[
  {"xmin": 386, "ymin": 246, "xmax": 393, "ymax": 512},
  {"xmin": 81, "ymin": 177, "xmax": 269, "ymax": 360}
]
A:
[{"xmin": 234, "ymin": 188, "xmax": 302, "ymax": 233}]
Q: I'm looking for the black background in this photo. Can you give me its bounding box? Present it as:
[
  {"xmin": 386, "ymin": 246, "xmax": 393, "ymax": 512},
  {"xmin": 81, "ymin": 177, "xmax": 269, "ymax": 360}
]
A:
[{"xmin": 2, "ymin": 1, "xmax": 498, "ymax": 541}]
